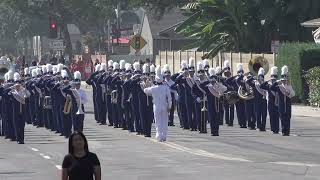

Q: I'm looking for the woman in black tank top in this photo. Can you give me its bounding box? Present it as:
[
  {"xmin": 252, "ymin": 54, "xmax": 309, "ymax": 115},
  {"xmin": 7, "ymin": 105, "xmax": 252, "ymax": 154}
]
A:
[{"xmin": 62, "ymin": 131, "xmax": 101, "ymax": 180}]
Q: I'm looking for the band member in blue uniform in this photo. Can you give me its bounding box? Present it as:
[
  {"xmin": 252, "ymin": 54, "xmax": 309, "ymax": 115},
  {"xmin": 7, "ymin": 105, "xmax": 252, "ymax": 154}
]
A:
[
  {"xmin": 110, "ymin": 62, "xmax": 123, "ymax": 128},
  {"xmin": 222, "ymin": 60, "xmax": 235, "ymax": 126},
  {"xmin": 215, "ymin": 66, "xmax": 225, "ymax": 125},
  {"xmin": 51, "ymin": 65, "xmax": 67, "ymax": 136},
  {"xmin": 9, "ymin": 73, "xmax": 31, "ymax": 144},
  {"xmin": 86, "ymin": 64, "xmax": 101, "ymax": 123},
  {"xmin": 119, "ymin": 60, "xmax": 127, "ymax": 129},
  {"xmin": 27, "ymin": 69, "xmax": 39, "ymax": 126},
  {"xmin": 233, "ymin": 64, "xmax": 247, "ymax": 128},
  {"xmin": 44, "ymin": 64, "xmax": 55, "ymax": 131},
  {"xmin": 192, "ymin": 62, "xmax": 208, "ymax": 133},
  {"xmin": 130, "ymin": 62, "xmax": 143, "ymax": 134},
  {"xmin": 34, "ymin": 68, "xmax": 45, "ymax": 128},
  {"xmin": 105, "ymin": 60, "xmax": 114, "ymax": 126},
  {"xmin": 64, "ymin": 71, "xmax": 88, "ymax": 132},
  {"xmin": 163, "ymin": 64, "xmax": 177, "ymax": 127},
  {"xmin": 23, "ymin": 68, "xmax": 32, "ymax": 124},
  {"xmin": 1, "ymin": 72, "xmax": 15, "ymax": 140},
  {"xmin": 61, "ymin": 70, "xmax": 72, "ymax": 138},
  {"xmin": 261, "ymin": 66, "xmax": 280, "ymax": 134},
  {"xmin": 172, "ymin": 61, "xmax": 189, "ymax": 129},
  {"xmin": 202, "ymin": 68, "xmax": 227, "ymax": 136},
  {"xmin": 97, "ymin": 63, "xmax": 107, "ymax": 125},
  {"xmin": 244, "ymin": 72, "xmax": 256, "ymax": 130},
  {"xmin": 122, "ymin": 63, "xmax": 134, "ymax": 132},
  {"xmin": 249, "ymin": 68, "xmax": 268, "ymax": 131},
  {"xmin": 185, "ymin": 58, "xmax": 195, "ymax": 130},
  {"xmin": 4, "ymin": 71, "xmax": 16, "ymax": 140},
  {"xmin": 270, "ymin": 66, "xmax": 295, "ymax": 136},
  {"xmin": 137, "ymin": 64, "xmax": 154, "ymax": 137}
]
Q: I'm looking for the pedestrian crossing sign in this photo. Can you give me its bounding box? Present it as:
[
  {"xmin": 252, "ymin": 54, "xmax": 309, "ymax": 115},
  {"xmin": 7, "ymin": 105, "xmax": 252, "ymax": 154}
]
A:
[{"xmin": 129, "ymin": 35, "xmax": 147, "ymax": 50}]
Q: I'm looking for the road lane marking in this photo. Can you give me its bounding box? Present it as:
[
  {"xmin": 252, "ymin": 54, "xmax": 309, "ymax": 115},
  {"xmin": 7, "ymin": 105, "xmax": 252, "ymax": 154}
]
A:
[
  {"xmin": 31, "ymin": 148, "xmax": 39, "ymax": 152},
  {"xmin": 148, "ymin": 137, "xmax": 252, "ymax": 162},
  {"xmin": 55, "ymin": 165, "xmax": 62, "ymax": 170},
  {"xmin": 43, "ymin": 155, "xmax": 51, "ymax": 159},
  {"xmin": 269, "ymin": 161, "xmax": 320, "ymax": 167}
]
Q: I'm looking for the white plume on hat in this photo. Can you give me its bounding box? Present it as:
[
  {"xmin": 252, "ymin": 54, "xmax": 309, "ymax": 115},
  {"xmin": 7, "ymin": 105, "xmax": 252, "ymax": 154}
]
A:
[
  {"xmin": 31, "ymin": 69, "xmax": 37, "ymax": 77},
  {"xmin": 281, "ymin": 65, "xmax": 288, "ymax": 76},
  {"xmin": 181, "ymin": 60, "xmax": 188, "ymax": 70},
  {"xmin": 61, "ymin": 70, "xmax": 68, "ymax": 78},
  {"xmin": 57, "ymin": 64, "xmax": 64, "ymax": 72},
  {"xmin": 95, "ymin": 64, "xmax": 101, "ymax": 72},
  {"xmin": 142, "ymin": 64, "xmax": 150, "ymax": 74},
  {"xmin": 24, "ymin": 67, "xmax": 29, "ymax": 75},
  {"xmin": 224, "ymin": 60, "xmax": 230, "ymax": 68},
  {"xmin": 4, "ymin": 73, "xmax": 8, "ymax": 81},
  {"xmin": 215, "ymin": 67, "xmax": 222, "ymax": 74},
  {"xmin": 108, "ymin": 60, "xmax": 114, "ymax": 67},
  {"xmin": 155, "ymin": 66, "xmax": 163, "ymax": 83},
  {"xmin": 14, "ymin": 72, "xmax": 21, "ymax": 81},
  {"xmin": 258, "ymin": 67, "xmax": 265, "ymax": 76},
  {"xmin": 270, "ymin": 66, "xmax": 278, "ymax": 76},
  {"xmin": 209, "ymin": 68, "xmax": 216, "ymax": 76},
  {"xmin": 52, "ymin": 66, "xmax": 57, "ymax": 74},
  {"xmin": 188, "ymin": 57, "xmax": 195, "ymax": 68},
  {"xmin": 74, "ymin": 71, "xmax": 81, "ymax": 80},
  {"xmin": 150, "ymin": 64, "xmax": 155, "ymax": 73},
  {"xmin": 162, "ymin": 64, "xmax": 170, "ymax": 73},
  {"xmin": 125, "ymin": 63, "xmax": 132, "ymax": 71},
  {"xmin": 197, "ymin": 62, "xmax": 204, "ymax": 71},
  {"xmin": 101, "ymin": 63, "xmax": 107, "ymax": 71},
  {"xmin": 7, "ymin": 70, "xmax": 14, "ymax": 80},
  {"xmin": 37, "ymin": 68, "xmax": 42, "ymax": 76},
  {"xmin": 113, "ymin": 62, "xmax": 120, "ymax": 70},
  {"xmin": 203, "ymin": 59, "xmax": 210, "ymax": 67},
  {"xmin": 133, "ymin": 62, "xmax": 140, "ymax": 71},
  {"xmin": 236, "ymin": 63, "xmax": 243, "ymax": 72},
  {"xmin": 46, "ymin": 64, "xmax": 53, "ymax": 72},
  {"xmin": 42, "ymin": 65, "xmax": 47, "ymax": 74},
  {"xmin": 119, "ymin": 60, "xmax": 126, "ymax": 70}
]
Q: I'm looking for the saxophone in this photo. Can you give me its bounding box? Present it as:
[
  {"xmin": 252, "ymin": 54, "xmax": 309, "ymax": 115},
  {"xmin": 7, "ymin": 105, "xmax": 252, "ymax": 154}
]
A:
[{"xmin": 63, "ymin": 95, "xmax": 72, "ymax": 115}]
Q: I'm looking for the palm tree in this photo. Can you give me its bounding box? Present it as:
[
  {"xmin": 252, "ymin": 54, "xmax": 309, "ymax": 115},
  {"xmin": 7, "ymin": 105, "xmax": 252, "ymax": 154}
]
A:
[{"xmin": 175, "ymin": 0, "xmax": 250, "ymax": 58}]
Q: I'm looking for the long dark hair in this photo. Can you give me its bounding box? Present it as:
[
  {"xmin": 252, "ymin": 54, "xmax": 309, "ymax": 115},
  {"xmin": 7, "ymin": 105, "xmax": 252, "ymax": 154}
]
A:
[{"xmin": 68, "ymin": 131, "xmax": 89, "ymax": 155}]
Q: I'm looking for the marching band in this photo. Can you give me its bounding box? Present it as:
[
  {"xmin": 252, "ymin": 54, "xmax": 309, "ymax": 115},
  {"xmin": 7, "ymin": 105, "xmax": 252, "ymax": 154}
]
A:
[{"xmin": 0, "ymin": 58, "xmax": 295, "ymax": 144}]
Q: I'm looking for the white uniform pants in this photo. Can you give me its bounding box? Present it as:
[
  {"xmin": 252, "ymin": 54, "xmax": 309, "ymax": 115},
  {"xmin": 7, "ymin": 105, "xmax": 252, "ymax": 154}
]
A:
[{"xmin": 154, "ymin": 107, "xmax": 168, "ymax": 141}]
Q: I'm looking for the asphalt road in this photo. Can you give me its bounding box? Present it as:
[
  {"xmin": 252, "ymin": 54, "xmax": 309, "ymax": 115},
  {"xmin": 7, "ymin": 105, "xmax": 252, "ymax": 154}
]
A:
[{"xmin": 1, "ymin": 87, "xmax": 320, "ymax": 180}]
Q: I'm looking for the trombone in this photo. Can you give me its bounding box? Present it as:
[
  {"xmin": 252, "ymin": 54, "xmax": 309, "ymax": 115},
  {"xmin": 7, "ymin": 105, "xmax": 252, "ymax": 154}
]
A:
[{"xmin": 200, "ymin": 93, "xmax": 208, "ymax": 133}]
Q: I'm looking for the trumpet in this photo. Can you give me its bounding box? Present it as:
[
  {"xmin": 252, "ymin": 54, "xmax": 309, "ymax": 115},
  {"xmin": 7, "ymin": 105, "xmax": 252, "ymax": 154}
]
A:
[{"xmin": 76, "ymin": 94, "xmax": 84, "ymax": 115}]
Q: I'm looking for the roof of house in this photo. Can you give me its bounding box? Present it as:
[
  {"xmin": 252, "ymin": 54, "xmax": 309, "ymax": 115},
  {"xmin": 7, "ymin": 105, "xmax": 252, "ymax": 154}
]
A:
[{"xmin": 301, "ymin": 18, "xmax": 320, "ymax": 27}]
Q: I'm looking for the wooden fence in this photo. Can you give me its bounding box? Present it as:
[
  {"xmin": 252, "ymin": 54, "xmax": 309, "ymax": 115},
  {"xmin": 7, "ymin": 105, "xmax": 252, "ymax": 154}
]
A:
[{"xmin": 156, "ymin": 51, "xmax": 277, "ymax": 77}]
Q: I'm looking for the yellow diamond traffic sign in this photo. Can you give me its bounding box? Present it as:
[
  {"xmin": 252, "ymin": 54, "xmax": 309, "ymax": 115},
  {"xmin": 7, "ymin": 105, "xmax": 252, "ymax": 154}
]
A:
[{"xmin": 129, "ymin": 35, "xmax": 147, "ymax": 50}]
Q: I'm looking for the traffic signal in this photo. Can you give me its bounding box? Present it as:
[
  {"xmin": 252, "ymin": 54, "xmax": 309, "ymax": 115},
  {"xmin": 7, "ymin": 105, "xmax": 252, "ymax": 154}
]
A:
[{"xmin": 49, "ymin": 21, "xmax": 58, "ymax": 39}]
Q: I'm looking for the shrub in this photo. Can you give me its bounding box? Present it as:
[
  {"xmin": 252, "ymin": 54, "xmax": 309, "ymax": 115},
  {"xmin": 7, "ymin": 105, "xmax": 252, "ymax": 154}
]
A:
[
  {"xmin": 277, "ymin": 42, "xmax": 320, "ymax": 103},
  {"xmin": 305, "ymin": 66, "xmax": 320, "ymax": 107}
]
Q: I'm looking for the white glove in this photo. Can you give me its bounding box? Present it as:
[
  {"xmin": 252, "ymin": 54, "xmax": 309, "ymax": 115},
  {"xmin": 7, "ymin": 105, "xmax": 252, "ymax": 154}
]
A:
[{"xmin": 196, "ymin": 97, "xmax": 201, "ymax": 103}]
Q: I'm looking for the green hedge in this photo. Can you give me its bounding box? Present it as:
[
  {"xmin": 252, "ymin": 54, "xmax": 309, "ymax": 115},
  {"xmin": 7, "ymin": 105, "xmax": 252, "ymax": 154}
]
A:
[
  {"xmin": 276, "ymin": 43, "xmax": 320, "ymax": 103},
  {"xmin": 305, "ymin": 66, "xmax": 320, "ymax": 106}
]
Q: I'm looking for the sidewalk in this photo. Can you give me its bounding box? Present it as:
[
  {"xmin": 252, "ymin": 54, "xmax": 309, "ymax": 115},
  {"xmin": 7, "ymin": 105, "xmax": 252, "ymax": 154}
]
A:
[{"xmin": 292, "ymin": 105, "xmax": 320, "ymax": 118}]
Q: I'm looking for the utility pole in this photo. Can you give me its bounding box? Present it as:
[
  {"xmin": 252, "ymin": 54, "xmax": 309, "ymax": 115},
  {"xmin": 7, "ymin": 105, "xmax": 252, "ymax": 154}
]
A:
[{"xmin": 116, "ymin": 1, "xmax": 120, "ymax": 45}]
